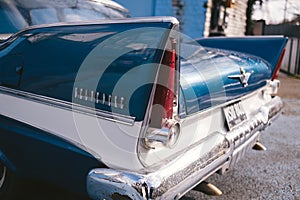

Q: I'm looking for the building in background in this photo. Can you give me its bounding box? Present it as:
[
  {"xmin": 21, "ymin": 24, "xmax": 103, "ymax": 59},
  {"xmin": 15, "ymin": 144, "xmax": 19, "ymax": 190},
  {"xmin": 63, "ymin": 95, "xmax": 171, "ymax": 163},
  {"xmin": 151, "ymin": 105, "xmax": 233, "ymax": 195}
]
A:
[
  {"xmin": 207, "ymin": 0, "xmax": 249, "ymax": 36},
  {"xmin": 255, "ymin": 22, "xmax": 300, "ymax": 76},
  {"xmin": 114, "ymin": 0, "xmax": 250, "ymax": 38},
  {"xmin": 114, "ymin": 0, "xmax": 207, "ymax": 38},
  {"xmin": 112, "ymin": 0, "xmax": 173, "ymax": 18},
  {"xmin": 251, "ymin": 0, "xmax": 300, "ymax": 77}
]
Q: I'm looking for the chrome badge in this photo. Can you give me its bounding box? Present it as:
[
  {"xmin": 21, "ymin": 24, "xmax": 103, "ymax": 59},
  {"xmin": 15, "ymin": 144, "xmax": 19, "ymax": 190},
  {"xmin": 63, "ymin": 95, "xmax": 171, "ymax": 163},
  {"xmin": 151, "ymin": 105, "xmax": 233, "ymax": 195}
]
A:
[
  {"xmin": 228, "ymin": 67, "xmax": 253, "ymax": 87},
  {"xmin": 74, "ymin": 87, "xmax": 125, "ymax": 109}
]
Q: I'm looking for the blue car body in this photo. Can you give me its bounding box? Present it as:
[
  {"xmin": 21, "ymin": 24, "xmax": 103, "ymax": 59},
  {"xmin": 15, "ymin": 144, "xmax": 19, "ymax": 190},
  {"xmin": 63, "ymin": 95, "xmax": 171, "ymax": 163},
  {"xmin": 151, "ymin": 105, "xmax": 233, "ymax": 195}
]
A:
[{"xmin": 0, "ymin": 1, "xmax": 287, "ymax": 199}]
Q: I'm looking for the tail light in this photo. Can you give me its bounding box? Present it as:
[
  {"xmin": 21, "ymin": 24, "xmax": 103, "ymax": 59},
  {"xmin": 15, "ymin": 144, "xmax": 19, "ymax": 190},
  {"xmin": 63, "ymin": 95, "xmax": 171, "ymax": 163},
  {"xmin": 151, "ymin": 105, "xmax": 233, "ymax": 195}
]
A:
[
  {"xmin": 152, "ymin": 40, "xmax": 176, "ymax": 124},
  {"xmin": 144, "ymin": 38, "xmax": 180, "ymax": 149},
  {"xmin": 272, "ymin": 48, "xmax": 286, "ymax": 80}
]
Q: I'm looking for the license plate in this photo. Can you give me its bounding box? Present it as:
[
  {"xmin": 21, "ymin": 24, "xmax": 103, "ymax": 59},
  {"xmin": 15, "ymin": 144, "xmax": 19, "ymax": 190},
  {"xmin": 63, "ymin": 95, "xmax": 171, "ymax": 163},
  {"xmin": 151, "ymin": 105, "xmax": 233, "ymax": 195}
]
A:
[{"xmin": 223, "ymin": 101, "xmax": 247, "ymax": 130}]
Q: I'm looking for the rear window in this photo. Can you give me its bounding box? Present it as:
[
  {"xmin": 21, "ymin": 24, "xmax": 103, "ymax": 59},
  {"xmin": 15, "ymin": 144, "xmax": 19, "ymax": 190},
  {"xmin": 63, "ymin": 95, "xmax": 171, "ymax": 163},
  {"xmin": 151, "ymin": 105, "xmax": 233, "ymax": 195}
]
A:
[
  {"xmin": 0, "ymin": 0, "xmax": 129, "ymax": 34},
  {"xmin": 63, "ymin": 8, "xmax": 106, "ymax": 22},
  {"xmin": 30, "ymin": 8, "xmax": 59, "ymax": 25}
]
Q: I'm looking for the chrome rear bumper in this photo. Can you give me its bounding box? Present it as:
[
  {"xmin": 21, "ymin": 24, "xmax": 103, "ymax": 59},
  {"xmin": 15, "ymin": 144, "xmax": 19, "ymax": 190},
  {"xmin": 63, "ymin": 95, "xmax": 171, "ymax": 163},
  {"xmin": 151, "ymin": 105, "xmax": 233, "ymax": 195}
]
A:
[
  {"xmin": 87, "ymin": 96, "xmax": 283, "ymax": 200},
  {"xmin": 87, "ymin": 132, "xmax": 231, "ymax": 200}
]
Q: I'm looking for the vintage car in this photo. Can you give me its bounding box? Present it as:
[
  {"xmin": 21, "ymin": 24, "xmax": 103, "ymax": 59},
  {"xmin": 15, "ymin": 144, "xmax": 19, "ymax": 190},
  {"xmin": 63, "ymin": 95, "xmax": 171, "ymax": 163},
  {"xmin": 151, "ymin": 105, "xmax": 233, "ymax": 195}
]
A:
[
  {"xmin": 0, "ymin": 0, "xmax": 129, "ymax": 38},
  {"xmin": 0, "ymin": 0, "xmax": 287, "ymax": 199}
]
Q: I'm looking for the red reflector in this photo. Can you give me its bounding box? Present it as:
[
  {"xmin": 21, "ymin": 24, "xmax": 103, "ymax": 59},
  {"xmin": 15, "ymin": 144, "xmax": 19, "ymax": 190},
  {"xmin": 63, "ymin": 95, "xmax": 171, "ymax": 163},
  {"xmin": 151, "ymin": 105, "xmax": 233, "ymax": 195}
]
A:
[{"xmin": 272, "ymin": 48, "xmax": 286, "ymax": 80}]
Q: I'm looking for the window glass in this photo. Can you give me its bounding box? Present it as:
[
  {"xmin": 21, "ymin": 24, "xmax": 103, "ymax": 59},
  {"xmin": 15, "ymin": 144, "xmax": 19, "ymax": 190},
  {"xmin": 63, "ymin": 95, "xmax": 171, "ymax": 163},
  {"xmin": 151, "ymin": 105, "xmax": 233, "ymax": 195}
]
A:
[
  {"xmin": 0, "ymin": 55, "xmax": 23, "ymax": 88},
  {"xmin": 0, "ymin": 4, "xmax": 26, "ymax": 33},
  {"xmin": 0, "ymin": 7, "xmax": 17, "ymax": 33},
  {"xmin": 91, "ymin": 3, "xmax": 126, "ymax": 19},
  {"xmin": 30, "ymin": 8, "xmax": 59, "ymax": 25},
  {"xmin": 63, "ymin": 8, "xmax": 106, "ymax": 22}
]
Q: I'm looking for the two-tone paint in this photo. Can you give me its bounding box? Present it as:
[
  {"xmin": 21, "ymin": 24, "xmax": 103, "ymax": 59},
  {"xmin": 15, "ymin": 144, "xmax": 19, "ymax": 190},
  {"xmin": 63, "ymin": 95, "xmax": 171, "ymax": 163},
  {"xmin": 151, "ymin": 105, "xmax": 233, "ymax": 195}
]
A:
[
  {"xmin": 0, "ymin": 16, "xmax": 288, "ymax": 199},
  {"xmin": 0, "ymin": 17, "xmax": 178, "ymax": 195}
]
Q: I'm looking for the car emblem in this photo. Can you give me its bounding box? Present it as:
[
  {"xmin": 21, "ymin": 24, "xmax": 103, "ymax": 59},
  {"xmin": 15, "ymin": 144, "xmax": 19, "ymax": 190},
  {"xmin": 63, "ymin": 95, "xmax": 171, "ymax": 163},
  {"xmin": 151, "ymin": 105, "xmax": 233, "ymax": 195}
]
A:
[{"xmin": 228, "ymin": 67, "xmax": 253, "ymax": 87}]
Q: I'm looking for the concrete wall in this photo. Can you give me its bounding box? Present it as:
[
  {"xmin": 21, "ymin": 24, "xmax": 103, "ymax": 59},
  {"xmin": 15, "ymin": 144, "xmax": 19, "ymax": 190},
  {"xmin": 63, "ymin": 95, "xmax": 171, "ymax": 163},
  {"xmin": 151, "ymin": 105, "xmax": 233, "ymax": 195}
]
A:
[
  {"xmin": 154, "ymin": 0, "xmax": 173, "ymax": 16},
  {"xmin": 114, "ymin": 0, "xmax": 207, "ymax": 38},
  {"xmin": 114, "ymin": 0, "xmax": 249, "ymax": 38},
  {"xmin": 178, "ymin": 0, "xmax": 208, "ymax": 38},
  {"xmin": 114, "ymin": 0, "xmax": 172, "ymax": 17}
]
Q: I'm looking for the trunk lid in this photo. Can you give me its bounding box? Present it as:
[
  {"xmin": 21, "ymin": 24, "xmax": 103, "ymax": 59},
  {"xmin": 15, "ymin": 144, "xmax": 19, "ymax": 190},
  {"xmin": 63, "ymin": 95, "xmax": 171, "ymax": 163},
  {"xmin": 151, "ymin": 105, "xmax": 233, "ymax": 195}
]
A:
[{"xmin": 180, "ymin": 44, "xmax": 271, "ymax": 115}]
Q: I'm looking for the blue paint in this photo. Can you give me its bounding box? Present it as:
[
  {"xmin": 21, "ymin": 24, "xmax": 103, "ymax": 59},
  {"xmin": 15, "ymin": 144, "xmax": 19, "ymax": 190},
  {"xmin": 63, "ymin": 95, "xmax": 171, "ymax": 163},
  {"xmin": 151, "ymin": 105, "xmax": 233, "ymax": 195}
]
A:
[
  {"xmin": 0, "ymin": 150, "xmax": 16, "ymax": 172},
  {"xmin": 196, "ymin": 36, "xmax": 288, "ymax": 76},
  {"xmin": 180, "ymin": 44, "xmax": 271, "ymax": 115},
  {"xmin": 0, "ymin": 22, "xmax": 175, "ymax": 121},
  {"xmin": 0, "ymin": 19, "xmax": 177, "ymax": 195},
  {"xmin": 0, "ymin": 114, "xmax": 104, "ymax": 195}
]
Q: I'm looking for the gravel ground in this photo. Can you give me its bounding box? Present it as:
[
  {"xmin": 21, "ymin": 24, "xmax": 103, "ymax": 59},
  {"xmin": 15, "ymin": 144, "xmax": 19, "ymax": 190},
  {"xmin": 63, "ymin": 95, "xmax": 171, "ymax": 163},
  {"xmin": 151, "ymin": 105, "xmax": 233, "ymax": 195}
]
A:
[{"xmin": 183, "ymin": 73, "xmax": 300, "ymax": 200}]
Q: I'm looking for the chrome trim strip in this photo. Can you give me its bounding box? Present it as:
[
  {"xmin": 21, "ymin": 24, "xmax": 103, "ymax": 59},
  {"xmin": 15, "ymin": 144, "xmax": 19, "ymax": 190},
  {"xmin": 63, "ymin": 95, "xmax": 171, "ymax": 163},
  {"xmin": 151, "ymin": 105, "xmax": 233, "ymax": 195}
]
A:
[
  {"xmin": 226, "ymin": 96, "xmax": 283, "ymax": 147},
  {"xmin": 22, "ymin": 16, "xmax": 179, "ymax": 32},
  {"xmin": 180, "ymin": 84, "xmax": 267, "ymax": 120},
  {"xmin": 0, "ymin": 86, "xmax": 135, "ymax": 125}
]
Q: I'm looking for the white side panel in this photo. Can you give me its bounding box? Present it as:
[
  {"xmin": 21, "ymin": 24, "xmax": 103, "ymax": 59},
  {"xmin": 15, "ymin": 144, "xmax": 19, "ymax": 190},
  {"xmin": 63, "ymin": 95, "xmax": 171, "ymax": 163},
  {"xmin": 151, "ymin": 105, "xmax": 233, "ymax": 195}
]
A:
[
  {"xmin": 140, "ymin": 88, "xmax": 269, "ymax": 167},
  {"xmin": 0, "ymin": 92, "xmax": 144, "ymax": 171}
]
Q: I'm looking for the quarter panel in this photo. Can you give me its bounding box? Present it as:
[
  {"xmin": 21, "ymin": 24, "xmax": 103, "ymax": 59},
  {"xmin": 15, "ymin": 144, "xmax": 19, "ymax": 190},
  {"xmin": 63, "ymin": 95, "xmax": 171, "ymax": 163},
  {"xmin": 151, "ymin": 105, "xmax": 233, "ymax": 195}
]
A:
[{"xmin": 0, "ymin": 114, "xmax": 104, "ymax": 195}]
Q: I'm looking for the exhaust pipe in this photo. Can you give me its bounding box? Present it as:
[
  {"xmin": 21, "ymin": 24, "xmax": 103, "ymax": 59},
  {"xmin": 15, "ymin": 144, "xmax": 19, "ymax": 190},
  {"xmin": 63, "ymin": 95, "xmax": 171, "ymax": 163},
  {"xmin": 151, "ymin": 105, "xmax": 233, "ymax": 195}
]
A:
[
  {"xmin": 252, "ymin": 141, "xmax": 267, "ymax": 151},
  {"xmin": 193, "ymin": 181, "xmax": 222, "ymax": 196}
]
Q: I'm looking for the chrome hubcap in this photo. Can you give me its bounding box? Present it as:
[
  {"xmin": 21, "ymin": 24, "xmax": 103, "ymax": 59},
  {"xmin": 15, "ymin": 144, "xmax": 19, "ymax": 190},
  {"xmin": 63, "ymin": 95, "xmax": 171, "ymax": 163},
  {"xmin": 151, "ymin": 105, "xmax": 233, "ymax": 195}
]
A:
[{"xmin": 0, "ymin": 163, "xmax": 6, "ymax": 189}]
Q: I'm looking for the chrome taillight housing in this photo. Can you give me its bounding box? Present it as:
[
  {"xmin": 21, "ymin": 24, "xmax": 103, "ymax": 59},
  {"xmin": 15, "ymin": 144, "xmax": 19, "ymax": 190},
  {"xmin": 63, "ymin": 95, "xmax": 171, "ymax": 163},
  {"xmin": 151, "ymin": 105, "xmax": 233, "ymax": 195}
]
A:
[
  {"xmin": 143, "ymin": 37, "xmax": 180, "ymax": 149},
  {"xmin": 145, "ymin": 120, "xmax": 180, "ymax": 149}
]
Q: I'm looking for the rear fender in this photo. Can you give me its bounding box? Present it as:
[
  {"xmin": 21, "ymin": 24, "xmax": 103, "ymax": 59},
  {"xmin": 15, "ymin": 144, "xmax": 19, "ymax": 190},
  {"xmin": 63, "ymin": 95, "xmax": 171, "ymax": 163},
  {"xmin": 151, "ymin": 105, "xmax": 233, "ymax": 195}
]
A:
[
  {"xmin": 0, "ymin": 150, "xmax": 16, "ymax": 172},
  {"xmin": 197, "ymin": 36, "xmax": 288, "ymax": 78}
]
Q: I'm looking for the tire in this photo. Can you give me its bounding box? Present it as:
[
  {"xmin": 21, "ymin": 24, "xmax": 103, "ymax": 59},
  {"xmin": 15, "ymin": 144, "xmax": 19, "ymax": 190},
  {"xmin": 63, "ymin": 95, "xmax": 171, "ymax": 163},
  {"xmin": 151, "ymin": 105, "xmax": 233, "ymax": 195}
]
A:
[{"xmin": 0, "ymin": 162, "xmax": 18, "ymax": 200}]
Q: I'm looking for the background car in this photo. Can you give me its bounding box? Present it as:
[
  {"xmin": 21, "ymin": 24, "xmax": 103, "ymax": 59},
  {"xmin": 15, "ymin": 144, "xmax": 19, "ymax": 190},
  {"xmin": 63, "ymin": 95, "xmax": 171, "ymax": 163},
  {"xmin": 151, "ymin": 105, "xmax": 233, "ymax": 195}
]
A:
[{"xmin": 0, "ymin": 0, "xmax": 129, "ymax": 38}]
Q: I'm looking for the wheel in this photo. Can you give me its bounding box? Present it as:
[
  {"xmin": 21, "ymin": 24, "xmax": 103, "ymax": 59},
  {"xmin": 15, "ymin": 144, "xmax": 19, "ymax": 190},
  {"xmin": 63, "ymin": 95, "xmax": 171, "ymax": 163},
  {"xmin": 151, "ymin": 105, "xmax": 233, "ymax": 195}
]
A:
[{"xmin": 0, "ymin": 162, "xmax": 18, "ymax": 200}]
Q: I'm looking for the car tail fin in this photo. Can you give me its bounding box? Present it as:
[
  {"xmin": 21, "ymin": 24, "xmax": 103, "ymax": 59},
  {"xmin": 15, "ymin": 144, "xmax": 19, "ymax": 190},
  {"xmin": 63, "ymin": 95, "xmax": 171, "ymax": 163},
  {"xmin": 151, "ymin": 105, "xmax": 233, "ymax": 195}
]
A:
[
  {"xmin": 271, "ymin": 47, "xmax": 286, "ymax": 80},
  {"xmin": 196, "ymin": 36, "xmax": 288, "ymax": 79},
  {"xmin": 143, "ymin": 37, "xmax": 181, "ymax": 149}
]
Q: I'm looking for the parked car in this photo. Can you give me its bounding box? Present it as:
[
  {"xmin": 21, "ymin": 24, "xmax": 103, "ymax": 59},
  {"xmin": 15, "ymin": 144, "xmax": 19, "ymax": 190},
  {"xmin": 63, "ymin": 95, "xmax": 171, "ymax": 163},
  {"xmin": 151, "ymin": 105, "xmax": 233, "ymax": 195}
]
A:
[
  {"xmin": 0, "ymin": 0, "xmax": 287, "ymax": 199},
  {"xmin": 0, "ymin": 0, "xmax": 129, "ymax": 38}
]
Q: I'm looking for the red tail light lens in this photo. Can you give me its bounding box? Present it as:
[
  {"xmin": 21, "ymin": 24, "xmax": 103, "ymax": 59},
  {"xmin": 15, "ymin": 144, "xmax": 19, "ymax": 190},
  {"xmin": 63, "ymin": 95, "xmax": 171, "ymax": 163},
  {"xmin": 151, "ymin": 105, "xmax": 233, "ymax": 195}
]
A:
[
  {"xmin": 144, "ymin": 38, "xmax": 180, "ymax": 149},
  {"xmin": 159, "ymin": 48, "xmax": 176, "ymax": 119},
  {"xmin": 272, "ymin": 48, "xmax": 286, "ymax": 80},
  {"xmin": 150, "ymin": 39, "xmax": 177, "ymax": 128}
]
